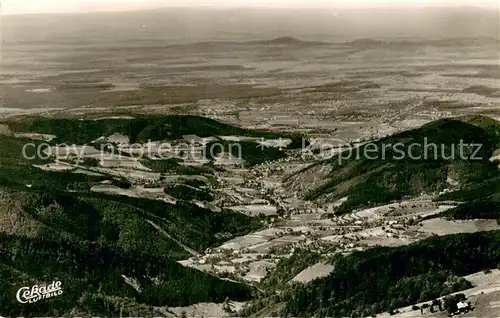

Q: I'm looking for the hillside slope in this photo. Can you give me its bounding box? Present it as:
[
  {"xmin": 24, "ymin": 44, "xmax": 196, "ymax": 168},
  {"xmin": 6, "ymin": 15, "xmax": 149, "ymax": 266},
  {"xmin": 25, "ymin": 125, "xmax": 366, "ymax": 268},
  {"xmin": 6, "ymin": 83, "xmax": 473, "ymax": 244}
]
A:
[
  {"xmin": 286, "ymin": 117, "xmax": 500, "ymax": 214},
  {"xmin": 243, "ymin": 231, "xmax": 500, "ymax": 318},
  {"xmin": 0, "ymin": 232, "xmax": 253, "ymax": 316},
  {"xmin": 5, "ymin": 115, "xmax": 289, "ymax": 144},
  {"xmin": 0, "ymin": 188, "xmax": 258, "ymax": 316},
  {"xmin": 0, "ymin": 126, "xmax": 264, "ymax": 316}
]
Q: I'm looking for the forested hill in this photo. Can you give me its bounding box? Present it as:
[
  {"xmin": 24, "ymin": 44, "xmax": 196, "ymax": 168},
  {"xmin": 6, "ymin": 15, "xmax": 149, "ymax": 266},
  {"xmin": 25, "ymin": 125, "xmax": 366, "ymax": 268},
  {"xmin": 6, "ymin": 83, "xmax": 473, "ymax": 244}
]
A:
[
  {"xmin": 0, "ymin": 187, "xmax": 259, "ymax": 316},
  {"xmin": 243, "ymin": 231, "xmax": 500, "ymax": 318},
  {"xmin": 0, "ymin": 232, "xmax": 253, "ymax": 316},
  {"xmin": 4, "ymin": 115, "xmax": 290, "ymax": 144},
  {"xmin": 0, "ymin": 126, "xmax": 264, "ymax": 316},
  {"xmin": 287, "ymin": 116, "xmax": 500, "ymax": 214}
]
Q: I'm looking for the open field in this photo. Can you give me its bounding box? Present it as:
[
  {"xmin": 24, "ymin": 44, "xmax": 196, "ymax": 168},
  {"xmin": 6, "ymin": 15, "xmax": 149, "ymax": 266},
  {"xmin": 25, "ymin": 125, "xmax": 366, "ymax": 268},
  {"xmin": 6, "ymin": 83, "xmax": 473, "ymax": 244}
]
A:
[
  {"xmin": 291, "ymin": 262, "xmax": 336, "ymax": 283},
  {"xmin": 2, "ymin": 10, "xmax": 499, "ymax": 143},
  {"xmin": 417, "ymin": 218, "xmax": 500, "ymax": 236},
  {"xmin": 168, "ymin": 301, "xmax": 247, "ymax": 318}
]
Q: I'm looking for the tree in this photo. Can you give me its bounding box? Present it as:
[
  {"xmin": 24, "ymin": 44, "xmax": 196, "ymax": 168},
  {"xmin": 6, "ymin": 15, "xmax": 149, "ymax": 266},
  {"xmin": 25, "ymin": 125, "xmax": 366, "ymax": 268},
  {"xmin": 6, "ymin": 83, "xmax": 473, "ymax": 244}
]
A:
[
  {"xmin": 432, "ymin": 299, "xmax": 443, "ymax": 311},
  {"xmin": 82, "ymin": 157, "xmax": 100, "ymax": 167},
  {"xmin": 389, "ymin": 299, "xmax": 399, "ymax": 315},
  {"xmin": 444, "ymin": 297, "xmax": 458, "ymax": 315},
  {"xmin": 443, "ymin": 294, "xmax": 465, "ymax": 315},
  {"xmin": 419, "ymin": 289, "xmax": 432, "ymax": 302}
]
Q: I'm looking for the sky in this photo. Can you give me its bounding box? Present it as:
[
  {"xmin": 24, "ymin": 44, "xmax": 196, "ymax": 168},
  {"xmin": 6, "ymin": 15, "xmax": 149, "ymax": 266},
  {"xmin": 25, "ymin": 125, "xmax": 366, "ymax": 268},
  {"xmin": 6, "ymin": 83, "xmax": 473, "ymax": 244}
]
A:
[{"xmin": 2, "ymin": 0, "xmax": 499, "ymax": 15}]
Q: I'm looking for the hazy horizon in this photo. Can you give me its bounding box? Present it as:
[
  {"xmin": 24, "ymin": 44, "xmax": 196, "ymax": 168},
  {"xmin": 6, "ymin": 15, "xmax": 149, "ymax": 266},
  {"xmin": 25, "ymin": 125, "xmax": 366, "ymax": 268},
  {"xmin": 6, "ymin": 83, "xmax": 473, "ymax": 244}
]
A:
[{"xmin": 2, "ymin": 0, "xmax": 499, "ymax": 15}]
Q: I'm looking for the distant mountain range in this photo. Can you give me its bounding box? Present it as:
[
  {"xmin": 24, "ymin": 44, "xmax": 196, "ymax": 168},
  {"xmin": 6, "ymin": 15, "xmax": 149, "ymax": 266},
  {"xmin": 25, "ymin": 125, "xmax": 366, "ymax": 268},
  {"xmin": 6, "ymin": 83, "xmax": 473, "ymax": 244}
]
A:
[{"xmin": 5, "ymin": 7, "xmax": 499, "ymax": 43}]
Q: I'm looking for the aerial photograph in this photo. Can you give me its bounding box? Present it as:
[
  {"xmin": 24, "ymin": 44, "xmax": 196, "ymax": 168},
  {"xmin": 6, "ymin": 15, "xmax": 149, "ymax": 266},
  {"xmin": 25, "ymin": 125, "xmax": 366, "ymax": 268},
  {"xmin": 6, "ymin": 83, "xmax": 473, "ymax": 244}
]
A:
[{"xmin": 0, "ymin": 0, "xmax": 499, "ymax": 317}]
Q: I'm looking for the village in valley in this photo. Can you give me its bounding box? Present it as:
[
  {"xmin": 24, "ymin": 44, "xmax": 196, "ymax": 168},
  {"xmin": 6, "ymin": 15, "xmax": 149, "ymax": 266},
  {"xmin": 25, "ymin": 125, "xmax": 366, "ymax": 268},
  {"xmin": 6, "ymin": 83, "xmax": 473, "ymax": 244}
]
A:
[
  {"xmin": 17, "ymin": 112, "xmax": 500, "ymax": 317},
  {"xmin": 1, "ymin": 5, "xmax": 500, "ymax": 317}
]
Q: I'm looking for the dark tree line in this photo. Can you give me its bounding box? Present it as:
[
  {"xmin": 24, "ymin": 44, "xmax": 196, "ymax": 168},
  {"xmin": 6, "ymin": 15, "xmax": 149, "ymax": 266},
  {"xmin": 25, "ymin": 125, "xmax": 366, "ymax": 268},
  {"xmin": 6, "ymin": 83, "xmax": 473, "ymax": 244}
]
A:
[{"xmin": 0, "ymin": 233, "xmax": 254, "ymax": 317}]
